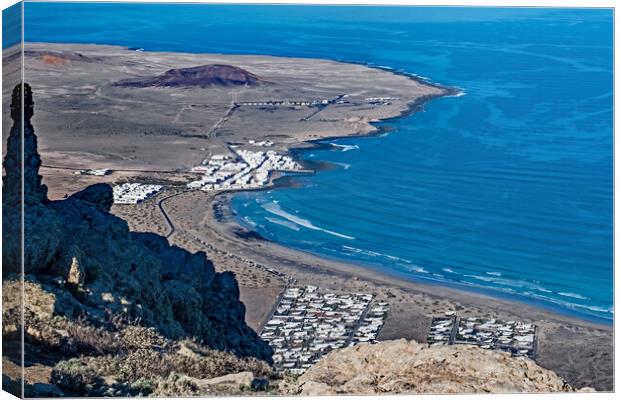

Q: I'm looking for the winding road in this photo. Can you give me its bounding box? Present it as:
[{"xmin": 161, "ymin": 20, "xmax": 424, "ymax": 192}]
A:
[{"xmin": 157, "ymin": 190, "xmax": 184, "ymax": 238}]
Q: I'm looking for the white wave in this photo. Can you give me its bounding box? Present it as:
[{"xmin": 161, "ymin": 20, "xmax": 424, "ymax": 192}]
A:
[
  {"xmin": 331, "ymin": 143, "xmax": 359, "ymax": 152},
  {"xmin": 450, "ymin": 279, "xmax": 611, "ymax": 320},
  {"xmin": 265, "ymin": 217, "xmax": 299, "ymax": 231},
  {"xmin": 485, "ymin": 271, "xmax": 502, "ymax": 276},
  {"xmin": 442, "ymin": 268, "xmax": 455, "ymax": 273},
  {"xmin": 413, "ymin": 74, "xmax": 431, "ymax": 81},
  {"xmin": 449, "ymin": 90, "xmax": 466, "ymax": 98},
  {"xmin": 262, "ymin": 202, "xmax": 355, "ymax": 240},
  {"xmin": 523, "ymin": 291, "xmax": 612, "ymax": 317},
  {"xmin": 408, "ymin": 266, "xmax": 429, "ymax": 274},
  {"xmin": 465, "ymin": 274, "xmax": 548, "ymax": 293},
  {"xmin": 333, "ymin": 162, "xmax": 351, "ymax": 170},
  {"xmin": 558, "ymin": 292, "xmax": 589, "ymax": 300},
  {"xmin": 341, "ymin": 245, "xmax": 416, "ymax": 266},
  {"xmin": 342, "ymin": 245, "xmax": 362, "ymax": 253},
  {"xmin": 575, "ymin": 304, "xmax": 614, "ymax": 314},
  {"xmin": 242, "ymin": 216, "xmax": 257, "ymax": 228}
]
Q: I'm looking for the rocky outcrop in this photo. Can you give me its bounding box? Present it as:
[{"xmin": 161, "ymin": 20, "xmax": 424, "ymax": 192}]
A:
[
  {"xmin": 290, "ymin": 340, "xmax": 576, "ymax": 395},
  {"xmin": 2, "ymin": 83, "xmax": 272, "ymax": 362},
  {"xmin": 3, "ymin": 83, "xmax": 56, "ymax": 276},
  {"xmin": 115, "ymin": 64, "xmax": 262, "ymax": 88}
]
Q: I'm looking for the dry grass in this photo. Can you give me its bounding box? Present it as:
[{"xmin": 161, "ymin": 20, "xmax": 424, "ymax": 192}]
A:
[{"xmin": 50, "ymin": 320, "xmax": 270, "ymax": 396}]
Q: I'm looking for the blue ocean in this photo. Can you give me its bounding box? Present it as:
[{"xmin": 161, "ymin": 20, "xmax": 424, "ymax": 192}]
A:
[{"xmin": 20, "ymin": 4, "xmax": 613, "ymax": 323}]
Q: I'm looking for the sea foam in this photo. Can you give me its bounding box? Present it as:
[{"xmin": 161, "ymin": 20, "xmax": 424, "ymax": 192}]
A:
[{"xmin": 262, "ymin": 201, "xmax": 355, "ymax": 240}]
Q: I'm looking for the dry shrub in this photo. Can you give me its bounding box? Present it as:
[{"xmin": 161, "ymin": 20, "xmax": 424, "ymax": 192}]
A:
[
  {"xmin": 51, "ymin": 343, "xmax": 271, "ymax": 396},
  {"xmin": 64, "ymin": 319, "xmax": 124, "ymax": 356},
  {"xmin": 150, "ymin": 374, "xmax": 202, "ymax": 397}
]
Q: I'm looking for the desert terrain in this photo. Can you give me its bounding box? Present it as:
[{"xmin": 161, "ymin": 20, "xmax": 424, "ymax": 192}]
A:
[{"xmin": 3, "ymin": 42, "xmax": 445, "ymax": 198}]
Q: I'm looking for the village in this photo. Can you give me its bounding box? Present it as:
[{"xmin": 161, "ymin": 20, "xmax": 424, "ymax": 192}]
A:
[
  {"xmin": 365, "ymin": 96, "xmax": 400, "ymax": 105},
  {"xmin": 187, "ymin": 146, "xmax": 304, "ymax": 191},
  {"xmin": 427, "ymin": 313, "xmax": 538, "ymax": 358},
  {"xmin": 74, "ymin": 168, "xmax": 111, "ymax": 176},
  {"xmin": 260, "ymin": 286, "xmax": 389, "ymax": 375},
  {"xmin": 235, "ymin": 95, "xmax": 402, "ymax": 108},
  {"xmin": 236, "ymin": 94, "xmax": 348, "ymax": 108},
  {"xmin": 107, "ymin": 143, "xmax": 306, "ymax": 205},
  {"xmin": 112, "ymin": 182, "xmax": 163, "ymax": 204}
]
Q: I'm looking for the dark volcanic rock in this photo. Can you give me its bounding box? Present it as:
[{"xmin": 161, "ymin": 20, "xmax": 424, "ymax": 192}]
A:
[
  {"xmin": 3, "ymin": 83, "xmax": 57, "ymax": 275},
  {"xmin": 115, "ymin": 64, "xmax": 262, "ymax": 88},
  {"xmin": 1, "ymin": 83, "xmax": 272, "ymax": 362},
  {"xmin": 67, "ymin": 183, "xmax": 113, "ymax": 212},
  {"xmin": 4, "ymin": 83, "xmax": 48, "ymax": 206}
]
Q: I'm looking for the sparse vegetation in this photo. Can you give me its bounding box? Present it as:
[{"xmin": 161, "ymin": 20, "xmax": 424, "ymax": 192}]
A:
[{"xmin": 3, "ymin": 278, "xmax": 273, "ymax": 397}]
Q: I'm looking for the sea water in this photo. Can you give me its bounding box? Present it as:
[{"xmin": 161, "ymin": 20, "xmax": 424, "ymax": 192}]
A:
[{"xmin": 22, "ymin": 4, "xmax": 613, "ymax": 322}]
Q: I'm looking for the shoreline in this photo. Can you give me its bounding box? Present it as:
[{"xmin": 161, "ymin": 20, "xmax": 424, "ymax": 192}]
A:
[
  {"xmin": 180, "ymin": 189, "xmax": 612, "ymax": 390},
  {"xmin": 215, "ymin": 76, "xmax": 609, "ymax": 326},
  {"xmin": 217, "ymin": 192, "xmax": 611, "ymax": 331},
  {"xmin": 117, "ymin": 180, "xmax": 612, "ymax": 389},
  {"xmin": 228, "ymin": 170, "xmax": 613, "ymax": 327}
]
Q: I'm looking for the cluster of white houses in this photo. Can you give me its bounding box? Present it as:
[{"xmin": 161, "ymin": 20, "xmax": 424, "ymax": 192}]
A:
[
  {"xmin": 112, "ymin": 183, "xmax": 163, "ymax": 204},
  {"xmin": 73, "ymin": 168, "xmax": 111, "ymax": 176},
  {"xmin": 187, "ymin": 148, "xmax": 302, "ymax": 191},
  {"xmin": 248, "ymin": 139, "xmax": 274, "ymax": 147},
  {"xmin": 237, "ymin": 96, "xmax": 345, "ymax": 107},
  {"xmin": 428, "ymin": 313, "xmax": 538, "ymax": 358},
  {"xmin": 365, "ymin": 97, "xmax": 400, "ymax": 105},
  {"xmin": 260, "ymin": 286, "xmax": 389, "ymax": 375}
]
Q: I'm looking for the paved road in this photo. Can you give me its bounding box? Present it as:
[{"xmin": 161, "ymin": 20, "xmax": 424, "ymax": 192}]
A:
[{"xmin": 157, "ymin": 191, "xmax": 183, "ymax": 239}]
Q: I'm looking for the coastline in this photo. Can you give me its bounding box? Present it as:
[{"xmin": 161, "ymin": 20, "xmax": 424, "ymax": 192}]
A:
[
  {"xmin": 18, "ymin": 42, "xmax": 613, "ymax": 390},
  {"xmin": 194, "ymin": 190, "xmax": 612, "ymax": 391},
  {"xmin": 179, "ymin": 72, "xmax": 612, "ymax": 389},
  {"xmin": 217, "ymin": 192, "xmax": 610, "ymax": 331},
  {"xmin": 222, "ymin": 75, "xmax": 609, "ymax": 326}
]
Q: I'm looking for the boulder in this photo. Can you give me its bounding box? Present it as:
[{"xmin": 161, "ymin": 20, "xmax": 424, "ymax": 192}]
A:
[
  {"xmin": 202, "ymin": 372, "xmax": 254, "ymax": 389},
  {"xmin": 294, "ymin": 339, "xmax": 575, "ymax": 395}
]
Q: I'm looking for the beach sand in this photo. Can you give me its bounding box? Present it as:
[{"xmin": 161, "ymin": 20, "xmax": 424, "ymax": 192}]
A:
[{"xmin": 112, "ymin": 188, "xmax": 613, "ymax": 391}]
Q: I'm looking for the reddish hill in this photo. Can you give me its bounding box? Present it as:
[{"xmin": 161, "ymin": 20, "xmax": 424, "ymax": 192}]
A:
[{"xmin": 6, "ymin": 50, "xmax": 100, "ymax": 65}]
